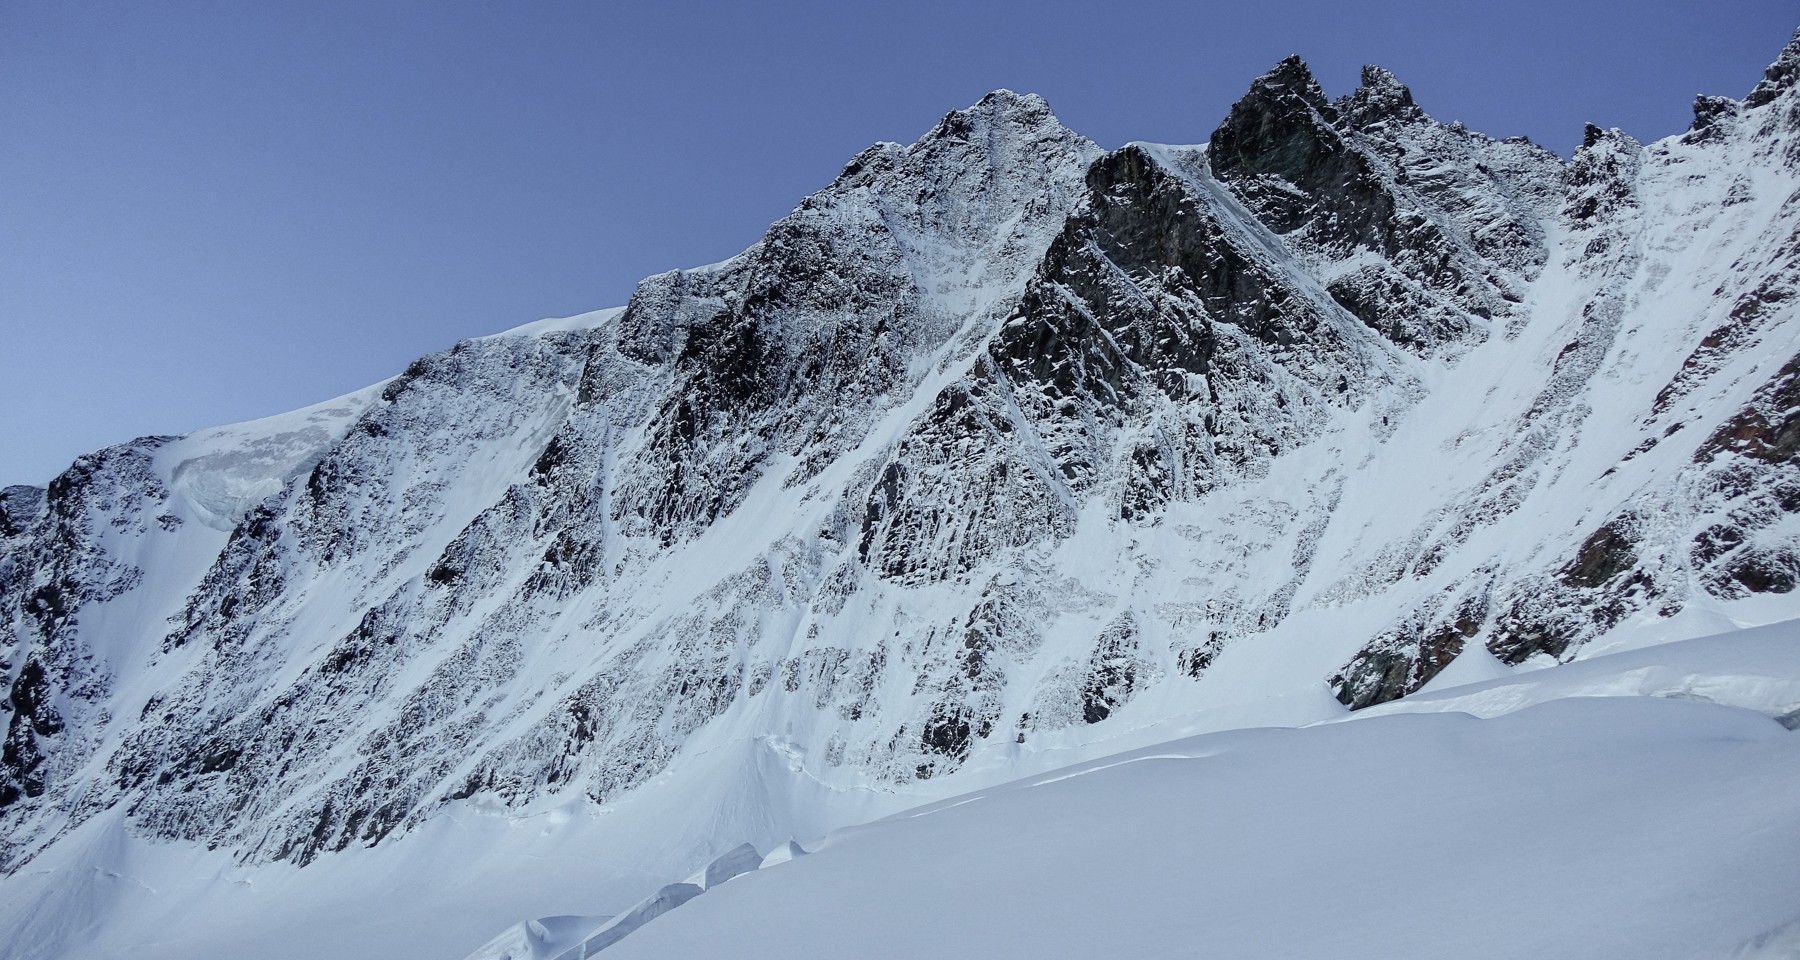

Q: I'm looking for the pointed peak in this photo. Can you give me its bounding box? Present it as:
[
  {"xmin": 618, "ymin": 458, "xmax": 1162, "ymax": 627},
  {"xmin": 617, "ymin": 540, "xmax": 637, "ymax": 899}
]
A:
[
  {"xmin": 1745, "ymin": 26, "xmax": 1800, "ymax": 108},
  {"xmin": 1264, "ymin": 54, "xmax": 1312, "ymax": 80},
  {"xmin": 954, "ymin": 89, "xmax": 1059, "ymax": 128},
  {"xmin": 1359, "ymin": 65, "xmax": 1407, "ymax": 96},
  {"xmin": 1337, "ymin": 64, "xmax": 1422, "ymax": 128},
  {"xmin": 970, "ymin": 88, "xmax": 1053, "ymax": 116},
  {"xmin": 920, "ymin": 89, "xmax": 1066, "ymax": 147},
  {"xmin": 1208, "ymin": 54, "xmax": 1353, "ymax": 193},
  {"xmin": 1248, "ymin": 55, "xmax": 1331, "ymax": 112}
]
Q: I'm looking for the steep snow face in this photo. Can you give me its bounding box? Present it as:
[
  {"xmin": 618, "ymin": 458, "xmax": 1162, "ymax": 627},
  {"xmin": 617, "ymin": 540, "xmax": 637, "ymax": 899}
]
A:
[{"xmin": 5, "ymin": 31, "xmax": 1800, "ymax": 960}]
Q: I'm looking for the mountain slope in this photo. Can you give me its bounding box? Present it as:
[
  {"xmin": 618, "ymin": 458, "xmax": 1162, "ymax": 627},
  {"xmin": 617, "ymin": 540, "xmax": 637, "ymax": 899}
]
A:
[{"xmin": 3, "ymin": 29, "xmax": 1800, "ymax": 960}]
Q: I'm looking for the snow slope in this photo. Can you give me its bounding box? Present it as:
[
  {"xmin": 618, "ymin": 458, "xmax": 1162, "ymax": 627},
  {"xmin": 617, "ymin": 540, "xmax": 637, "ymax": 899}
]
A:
[
  {"xmin": 0, "ymin": 619, "xmax": 1793, "ymax": 960},
  {"xmin": 603, "ymin": 690, "xmax": 1800, "ymax": 960},
  {"xmin": 536, "ymin": 621, "xmax": 1800, "ymax": 960},
  {"xmin": 4, "ymin": 29, "xmax": 1800, "ymax": 960}
]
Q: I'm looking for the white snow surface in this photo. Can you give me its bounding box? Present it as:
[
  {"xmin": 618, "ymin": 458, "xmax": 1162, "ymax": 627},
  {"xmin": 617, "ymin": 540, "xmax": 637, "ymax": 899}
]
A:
[
  {"xmin": 604, "ymin": 685, "xmax": 1800, "ymax": 960},
  {"xmin": 161, "ymin": 379, "xmax": 389, "ymax": 532}
]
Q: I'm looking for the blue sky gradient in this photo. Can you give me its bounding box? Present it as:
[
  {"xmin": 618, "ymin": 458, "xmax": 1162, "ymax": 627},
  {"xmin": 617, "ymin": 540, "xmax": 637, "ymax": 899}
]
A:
[{"xmin": 3, "ymin": 1, "xmax": 1795, "ymax": 485}]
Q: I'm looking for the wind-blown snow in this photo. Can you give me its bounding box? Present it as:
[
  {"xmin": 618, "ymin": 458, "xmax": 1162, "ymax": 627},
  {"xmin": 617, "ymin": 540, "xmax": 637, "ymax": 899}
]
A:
[{"xmin": 600, "ymin": 690, "xmax": 1800, "ymax": 960}]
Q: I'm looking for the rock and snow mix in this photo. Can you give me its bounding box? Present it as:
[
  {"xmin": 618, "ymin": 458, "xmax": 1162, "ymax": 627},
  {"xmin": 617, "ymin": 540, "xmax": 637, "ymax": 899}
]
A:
[{"xmin": 4, "ymin": 28, "xmax": 1800, "ymax": 960}]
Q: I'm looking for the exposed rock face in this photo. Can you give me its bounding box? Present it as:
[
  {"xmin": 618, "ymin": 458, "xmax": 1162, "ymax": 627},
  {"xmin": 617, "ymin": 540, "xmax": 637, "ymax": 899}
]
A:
[
  {"xmin": 1745, "ymin": 27, "xmax": 1800, "ymax": 109},
  {"xmin": 1, "ymin": 440, "xmax": 172, "ymax": 814},
  {"xmin": 1329, "ymin": 576, "xmax": 1490, "ymax": 709},
  {"xmin": 6, "ymin": 32, "xmax": 1800, "ymax": 880},
  {"xmin": 613, "ymin": 90, "xmax": 1100, "ymax": 546},
  {"xmin": 1210, "ymin": 58, "xmax": 1558, "ymax": 353}
]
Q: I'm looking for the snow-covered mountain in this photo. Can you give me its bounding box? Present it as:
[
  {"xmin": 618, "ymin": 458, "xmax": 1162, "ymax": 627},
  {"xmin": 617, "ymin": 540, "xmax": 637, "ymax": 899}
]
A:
[{"xmin": 4, "ymin": 29, "xmax": 1800, "ymax": 960}]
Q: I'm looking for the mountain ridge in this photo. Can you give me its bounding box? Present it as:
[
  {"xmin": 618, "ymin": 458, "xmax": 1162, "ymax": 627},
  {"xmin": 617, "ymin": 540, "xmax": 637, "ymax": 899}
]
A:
[{"xmin": 4, "ymin": 28, "xmax": 1800, "ymax": 959}]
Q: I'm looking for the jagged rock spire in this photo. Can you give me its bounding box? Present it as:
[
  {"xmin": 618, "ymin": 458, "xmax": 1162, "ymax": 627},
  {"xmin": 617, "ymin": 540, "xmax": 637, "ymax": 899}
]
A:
[
  {"xmin": 1745, "ymin": 26, "xmax": 1800, "ymax": 108},
  {"xmin": 1255, "ymin": 54, "xmax": 1334, "ymax": 112},
  {"xmin": 1337, "ymin": 64, "xmax": 1423, "ymax": 128},
  {"xmin": 1565, "ymin": 124, "xmax": 1642, "ymax": 226},
  {"xmin": 1688, "ymin": 94, "xmax": 1741, "ymax": 140},
  {"xmin": 1207, "ymin": 55, "xmax": 1341, "ymax": 186}
]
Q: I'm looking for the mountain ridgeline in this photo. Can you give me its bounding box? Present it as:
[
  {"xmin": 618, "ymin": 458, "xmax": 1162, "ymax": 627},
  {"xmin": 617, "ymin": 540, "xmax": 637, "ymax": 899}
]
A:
[{"xmin": 5, "ymin": 33, "xmax": 1800, "ymax": 874}]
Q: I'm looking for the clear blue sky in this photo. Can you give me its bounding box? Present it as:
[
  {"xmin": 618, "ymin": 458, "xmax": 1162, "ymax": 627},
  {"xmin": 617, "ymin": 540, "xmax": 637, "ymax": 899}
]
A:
[{"xmin": 3, "ymin": 1, "xmax": 1794, "ymax": 487}]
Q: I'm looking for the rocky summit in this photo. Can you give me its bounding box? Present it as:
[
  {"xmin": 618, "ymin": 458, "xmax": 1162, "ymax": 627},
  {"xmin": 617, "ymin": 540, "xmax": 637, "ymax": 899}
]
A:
[{"xmin": 5, "ymin": 29, "xmax": 1800, "ymax": 960}]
